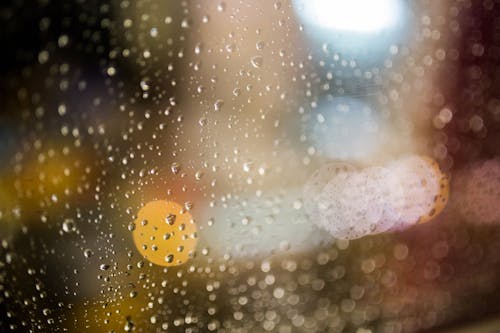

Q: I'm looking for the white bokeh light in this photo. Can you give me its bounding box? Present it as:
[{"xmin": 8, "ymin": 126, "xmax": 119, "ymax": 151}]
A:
[{"xmin": 294, "ymin": 0, "xmax": 403, "ymax": 33}]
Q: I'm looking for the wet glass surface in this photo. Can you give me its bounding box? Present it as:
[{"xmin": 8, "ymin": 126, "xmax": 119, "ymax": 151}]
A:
[{"xmin": 2, "ymin": 1, "xmax": 500, "ymax": 332}]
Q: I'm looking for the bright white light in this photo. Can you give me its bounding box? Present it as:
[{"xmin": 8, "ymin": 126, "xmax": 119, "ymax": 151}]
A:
[{"xmin": 294, "ymin": 0, "xmax": 403, "ymax": 33}]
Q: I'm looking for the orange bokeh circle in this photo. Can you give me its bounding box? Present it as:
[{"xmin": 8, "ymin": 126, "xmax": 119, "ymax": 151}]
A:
[{"xmin": 132, "ymin": 200, "xmax": 197, "ymax": 266}]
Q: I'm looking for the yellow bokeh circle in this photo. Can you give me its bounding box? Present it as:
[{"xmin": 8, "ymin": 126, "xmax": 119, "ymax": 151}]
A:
[{"xmin": 132, "ymin": 200, "xmax": 197, "ymax": 266}]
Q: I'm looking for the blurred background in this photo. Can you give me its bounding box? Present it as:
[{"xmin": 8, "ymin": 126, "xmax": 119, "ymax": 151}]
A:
[{"xmin": 2, "ymin": 0, "xmax": 500, "ymax": 332}]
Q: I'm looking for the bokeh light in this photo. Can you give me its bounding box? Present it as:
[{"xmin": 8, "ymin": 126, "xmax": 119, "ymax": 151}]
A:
[
  {"xmin": 305, "ymin": 155, "xmax": 449, "ymax": 239},
  {"xmin": 132, "ymin": 201, "xmax": 197, "ymax": 267},
  {"xmin": 293, "ymin": 0, "xmax": 404, "ymax": 33}
]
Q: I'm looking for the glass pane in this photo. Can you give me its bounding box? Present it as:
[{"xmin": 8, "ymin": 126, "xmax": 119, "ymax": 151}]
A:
[{"xmin": 2, "ymin": 1, "xmax": 500, "ymax": 332}]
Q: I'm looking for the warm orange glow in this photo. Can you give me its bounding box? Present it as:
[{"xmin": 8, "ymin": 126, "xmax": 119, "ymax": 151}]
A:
[{"xmin": 132, "ymin": 200, "xmax": 197, "ymax": 266}]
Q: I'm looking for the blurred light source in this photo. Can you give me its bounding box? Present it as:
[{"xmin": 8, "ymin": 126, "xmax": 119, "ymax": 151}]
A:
[
  {"xmin": 294, "ymin": 0, "xmax": 403, "ymax": 33},
  {"xmin": 293, "ymin": 0, "xmax": 409, "ymax": 63},
  {"xmin": 308, "ymin": 97, "xmax": 386, "ymax": 162}
]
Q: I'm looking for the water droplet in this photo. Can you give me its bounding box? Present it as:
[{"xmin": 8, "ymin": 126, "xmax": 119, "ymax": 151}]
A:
[
  {"xmin": 57, "ymin": 104, "xmax": 67, "ymax": 116},
  {"xmin": 83, "ymin": 249, "xmax": 93, "ymax": 258},
  {"xmin": 171, "ymin": 162, "xmax": 181, "ymax": 174},
  {"xmin": 243, "ymin": 160, "xmax": 253, "ymax": 172},
  {"xmin": 99, "ymin": 263, "xmax": 110, "ymax": 271},
  {"xmin": 184, "ymin": 201, "xmax": 193, "ymax": 211},
  {"xmin": 166, "ymin": 214, "xmax": 176, "ymax": 225},
  {"xmin": 62, "ymin": 219, "xmax": 76, "ymax": 233},
  {"xmin": 250, "ymin": 56, "xmax": 263, "ymax": 68},
  {"xmin": 217, "ymin": 2, "xmax": 226, "ymax": 12},
  {"xmin": 214, "ymin": 99, "xmax": 224, "ymax": 111},
  {"xmin": 181, "ymin": 18, "xmax": 190, "ymax": 28},
  {"xmin": 124, "ymin": 320, "xmax": 134, "ymax": 332},
  {"xmin": 198, "ymin": 117, "xmax": 207, "ymax": 126},
  {"xmin": 194, "ymin": 43, "xmax": 202, "ymax": 55}
]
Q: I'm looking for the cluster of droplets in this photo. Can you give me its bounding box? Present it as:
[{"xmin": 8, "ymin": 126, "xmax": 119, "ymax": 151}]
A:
[{"xmin": 303, "ymin": 155, "xmax": 449, "ymax": 239}]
